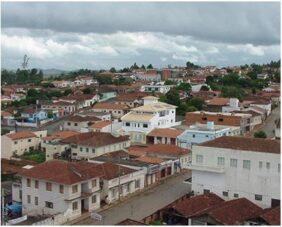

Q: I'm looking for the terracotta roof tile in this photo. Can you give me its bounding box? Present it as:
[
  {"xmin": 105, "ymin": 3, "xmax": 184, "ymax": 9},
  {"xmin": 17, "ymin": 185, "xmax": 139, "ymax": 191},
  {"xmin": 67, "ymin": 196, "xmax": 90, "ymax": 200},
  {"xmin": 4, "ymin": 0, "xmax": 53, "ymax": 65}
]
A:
[
  {"xmin": 66, "ymin": 115, "xmax": 100, "ymax": 122},
  {"xmin": 117, "ymin": 219, "xmax": 146, "ymax": 225},
  {"xmin": 43, "ymin": 131, "xmax": 80, "ymax": 141},
  {"xmin": 90, "ymin": 120, "xmax": 112, "ymax": 129},
  {"xmin": 134, "ymin": 155, "xmax": 164, "ymax": 164},
  {"xmin": 147, "ymin": 128, "xmax": 183, "ymax": 138},
  {"xmin": 99, "ymin": 162, "xmax": 137, "ymax": 180},
  {"xmin": 93, "ymin": 102, "xmax": 130, "ymax": 110},
  {"xmin": 60, "ymin": 132, "xmax": 129, "ymax": 148},
  {"xmin": 206, "ymin": 97, "xmax": 230, "ymax": 106},
  {"xmin": 260, "ymin": 206, "xmax": 280, "ymax": 225},
  {"xmin": 6, "ymin": 131, "xmax": 37, "ymax": 140},
  {"xmin": 18, "ymin": 160, "xmax": 103, "ymax": 185},
  {"xmin": 199, "ymin": 136, "xmax": 280, "ymax": 154}
]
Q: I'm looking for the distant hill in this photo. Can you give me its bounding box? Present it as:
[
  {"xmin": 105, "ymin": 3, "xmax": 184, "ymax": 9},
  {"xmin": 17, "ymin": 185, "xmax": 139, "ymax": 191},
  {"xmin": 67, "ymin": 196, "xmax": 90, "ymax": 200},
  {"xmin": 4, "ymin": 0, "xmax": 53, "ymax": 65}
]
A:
[{"xmin": 41, "ymin": 69, "xmax": 69, "ymax": 78}]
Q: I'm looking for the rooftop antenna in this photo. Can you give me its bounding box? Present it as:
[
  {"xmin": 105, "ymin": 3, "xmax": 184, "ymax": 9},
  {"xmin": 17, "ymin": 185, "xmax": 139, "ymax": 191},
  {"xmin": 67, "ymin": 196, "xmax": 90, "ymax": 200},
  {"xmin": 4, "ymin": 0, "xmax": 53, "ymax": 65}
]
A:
[{"xmin": 22, "ymin": 54, "xmax": 30, "ymax": 70}]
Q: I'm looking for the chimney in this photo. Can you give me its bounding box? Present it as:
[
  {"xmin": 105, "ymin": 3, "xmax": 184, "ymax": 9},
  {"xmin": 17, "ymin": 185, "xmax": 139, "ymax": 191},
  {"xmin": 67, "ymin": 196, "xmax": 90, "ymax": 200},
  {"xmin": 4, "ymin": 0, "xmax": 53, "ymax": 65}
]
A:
[{"xmin": 207, "ymin": 121, "xmax": 214, "ymax": 130}]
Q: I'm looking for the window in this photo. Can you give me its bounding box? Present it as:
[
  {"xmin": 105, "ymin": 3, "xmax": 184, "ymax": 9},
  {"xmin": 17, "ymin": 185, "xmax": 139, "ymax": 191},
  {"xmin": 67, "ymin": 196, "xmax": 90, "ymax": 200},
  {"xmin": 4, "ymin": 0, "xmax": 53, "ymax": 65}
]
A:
[
  {"xmin": 46, "ymin": 182, "xmax": 52, "ymax": 191},
  {"xmin": 27, "ymin": 195, "xmax": 31, "ymax": 204},
  {"xmin": 255, "ymin": 194, "xmax": 262, "ymax": 201},
  {"xmin": 59, "ymin": 185, "xmax": 64, "ymax": 194},
  {"xmin": 45, "ymin": 201, "xmax": 53, "ymax": 209},
  {"xmin": 202, "ymin": 117, "xmax": 207, "ymax": 121},
  {"xmin": 28, "ymin": 139, "xmax": 32, "ymax": 142},
  {"xmin": 35, "ymin": 196, "xmax": 38, "ymax": 205},
  {"xmin": 68, "ymin": 122, "xmax": 71, "ymax": 126},
  {"xmin": 14, "ymin": 141, "xmax": 18, "ymax": 145},
  {"xmin": 74, "ymin": 123, "xmax": 78, "ymax": 126},
  {"xmin": 243, "ymin": 160, "xmax": 251, "ymax": 170},
  {"xmin": 218, "ymin": 118, "xmax": 224, "ymax": 122},
  {"xmin": 278, "ymin": 164, "xmax": 280, "ymax": 173},
  {"xmin": 27, "ymin": 178, "xmax": 31, "ymax": 187},
  {"xmin": 234, "ymin": 193, "xmax": 239, "ymax": 198},
  {"xmin": 92, "ymin": 149, "xmax": 95, "ymax": 153},
  {"xmin": 222, "ymin": 191, "xmax": 228, "ymax": 197},
  {"xmin": 92, "ymin": 179, "xmax": 97, "ymax": 188},
  {"xmin": 72, "ymin": 185, "xmax": 78, "ymax": 193},
  {"xmin": 86, "ymin": 148, "xmax": 89, "ymax": 152},
  {"xmin": 196, "ymin": 155, "xmax": 203, "ymax": 164},
  {"xmin": 192, "ymin": 134, "xmax": 195, "ymax": 138},
  {"xmin": 80, "ymin": 147, "xmax": 83, "ymax": 152},
  {"xmin": 72, "ymin": 201, "xmax": 78, "ymax": 210},
  {"xmin": 259, "ymin": 161, "xmax": 263, "ymax": 169},
  {"xmin": 35, "ymin": 180, "xmax": 39, "ymax": 189},
  {"xmin": 92, "ymin": 195, "xmax": 97, "ymax": 204},
  {"xmin": 203, "ymin": 189, "xmax": 210, "ymax": 194},
  {"xmin": 266, "ymin": 162, "xmax": 270, "ymax": 170},
  {"xmin": 143, "ymin": 124, "xmax": 148, "ymax": 128},
  {"xmin": 217, "ymin": 157, "xmax": 225, "ymax": 166},
  {"xmin": 135, "ymin": 179, "xmax": 140, "ymax": 189},
  {"xmin": 125, "ymin": 122, "xmax": 130, "ymax": 127},
  {"xmin": 230, "ymin": 159, "xmax": 237, "ymax": 168}
]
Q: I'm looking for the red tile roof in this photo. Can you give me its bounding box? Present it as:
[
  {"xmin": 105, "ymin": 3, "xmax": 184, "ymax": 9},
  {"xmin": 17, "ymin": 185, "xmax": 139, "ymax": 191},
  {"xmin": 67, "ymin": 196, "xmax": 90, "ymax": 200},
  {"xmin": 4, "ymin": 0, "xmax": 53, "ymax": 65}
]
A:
[
  {"xmin": 134, "ymin": 155, "xmax": 164, "ymax": 164},
  {"xmin": 260, "ymin": 206, "xmax": 280, "ymax": 225},
  {"xmin": 117, "ymin": 219, "xmax": 146, "ymax": 225},
  {"xmin": 66, "ymin": 115, "xmax": 100, "ymax": 122},
  {"xmin": 90, "ymin": 120, "xmax": 112, "ymax": 129},
  {"xmin": 206, "ymin": 97, "xmax": 230, "ymax": 106},
  {"xmin": 171, "ymin": 193, "xmax": 224, "ymax": 218},
  {"xmin": 147, "ymin": 128, "xmax": 183, "ymax": 138},
  {"xmin": 43, "ymin": 130, "xmax": 80, "ymax": 141},
  {"xmin": 18, "ymin": 160, "xmax": 104, "ymax": 185},
  {"xmin": 207, "ymin": 198, "xmax": 263, "ymax": 225},
  {"xmin": 93, "ymin": 102, "xmax": 130, "ymax": 110},
  {"xmin": 99, "ymin": 162, "xmax": 137, "ymax": 180},
  {"xmin": 60, "ymin": 132, "xmax": 129, "ymax": 148},
  {"xmin": 199, "ymin": 136, "xmax": 280, "ymax": 154},
  {"xmin": 6, "ymin": 131, "xmax": 37, "ymax": 140}
]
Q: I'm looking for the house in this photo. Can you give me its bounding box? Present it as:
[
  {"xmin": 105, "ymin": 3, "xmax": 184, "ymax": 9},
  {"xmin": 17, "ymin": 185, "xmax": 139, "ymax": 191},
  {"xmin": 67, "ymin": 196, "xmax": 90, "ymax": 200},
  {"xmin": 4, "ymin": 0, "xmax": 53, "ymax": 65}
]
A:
[
  {"xmin": 190, "ymin": 136, "xmax": 280, "ymax": 208},
  {"xmin": 140, "ymin": 83, "xmax": 172, "ymax": 94},
  {"xmin": 58, "ymin": 94, "xmax": 100, "ymax": 110},
  {"xmin": 162, "ymin": 68, "xmax": 172, "ymax": 81},
  {"xmin": 134, "ymin": 71, "xmax": 161, "ymax": 82},
  {"xmin": 92, "ymin": 102, "xmax": 130, "ymax": 119},
  {"xmin": 251, "ymin": 206, "xmax": 281, "ymax": 225},
  {"xmin": 146, "ymin": 128, "xmax": 183, "ymax": 145},
  {"xmin": 75, "ymin": 76, "xmax": 97, "ymax": 86},
  {"xmin": 128, "ymin": 144, "xmax": 190, "ymax": 171},
  {"xmin": 89, "ymin": 120, "xmax": 118, "ymax": 133},
  {"xmin": 93, "ymin": 162, "xmax": 145, "ymax": 204},
  {"xmin": 1, "ymin": 111, "xmax": 15, "ymax": 126},
  {"xmin": 176, "ymin": 122, "xmax": 240, "ymax": 149},
  {"xmin": 98, "ymin": 85, "xmax": 117, "ymax": 101},
  {"xmin": 114, "ymin": 92, "xmax": 151, "ymax": 108},
  {"xmin": 192, "ymin": 197, "xmax": 263, "ymax": 225},
  {"xmin": 63, "ymin": 115, "xmax": 101, "ymax": 132},
  {"xmin": 243, "ymin": 96, "xmax": 272, "ymax": 116},
  {"xmin": 205, "ymin": 97, "xmax": 238, "ymax": 112},
  {"xmin": 52, "ymin": 80, "xmax": 71, "ymax": 88},
  {"xmin": 232, "ymin": 110, "xmax": 263, "ymax": 131},
  {"xmin": 13, "ymin": 160, "xmax": 103, "ymax": 224},
  {"xmin": 41, "ymin": 101, "xmax": 76, "ymax": 116},
  {"xmin": 1, "ymin": 130, "xmax": 47, "ymax": 159},
  {"xmin": 121, "ymin": 96, "xmax": 177, "ymax": 144},
  {"xmin": 21, "ymin": 108, "xmax": 48, "ymax": 123},
  {"xmin": 41, "ymin": 131, "xmax": 80, "ymax": 161},
  {"xmin": 185, "ymin": 111, "xmax": 252, "ymax": 134},
  {"xmin": 60, "ymin": 132, "xmax": 130, "ymax": 160},
  {"xmin": 190, "ymin": 90, "xmax": 221, "ymax": 101},
  {"xmin": 78, "ymin": 111, "xmax": 111, "ymax": 121}
]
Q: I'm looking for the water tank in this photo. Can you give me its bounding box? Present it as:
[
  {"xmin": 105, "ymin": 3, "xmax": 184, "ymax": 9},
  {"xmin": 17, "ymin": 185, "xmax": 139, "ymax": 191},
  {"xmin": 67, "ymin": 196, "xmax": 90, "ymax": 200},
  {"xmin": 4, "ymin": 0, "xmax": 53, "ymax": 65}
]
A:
[
  {"xmin": 207, "ymin": 121, "xmax": 214, "ymax": 130},
  {"xmin": 229, "ymin": 98, "xmax": 239, "ymax": 107}
]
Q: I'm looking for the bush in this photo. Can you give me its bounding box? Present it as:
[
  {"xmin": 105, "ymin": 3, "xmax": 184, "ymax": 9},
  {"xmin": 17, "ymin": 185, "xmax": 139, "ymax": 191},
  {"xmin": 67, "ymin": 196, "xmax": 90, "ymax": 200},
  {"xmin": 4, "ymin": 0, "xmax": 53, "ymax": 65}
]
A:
[
  {"xmin": 22, "ymin": 150, "xmax": 46, "ymax": 163},
  {"xmin": 254, "ymin": 131, "xmax": 267, "ymax": 138}
]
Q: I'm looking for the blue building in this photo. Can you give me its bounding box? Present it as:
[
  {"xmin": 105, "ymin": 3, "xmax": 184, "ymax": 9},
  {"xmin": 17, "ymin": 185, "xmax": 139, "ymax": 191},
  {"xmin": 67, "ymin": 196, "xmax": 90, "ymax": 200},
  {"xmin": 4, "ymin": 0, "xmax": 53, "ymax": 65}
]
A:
[{"xmin": 21, "ymin": 108, "xmax": 48, "ymax": 123}]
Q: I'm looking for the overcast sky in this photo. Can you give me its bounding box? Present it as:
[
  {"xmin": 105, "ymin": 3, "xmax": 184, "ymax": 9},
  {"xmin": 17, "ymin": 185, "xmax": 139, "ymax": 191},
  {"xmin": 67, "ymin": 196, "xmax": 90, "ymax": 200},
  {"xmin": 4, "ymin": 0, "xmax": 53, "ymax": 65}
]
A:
[{"xmin": 1, "ymin": 2, "xmax": 280, "ymax": 70}]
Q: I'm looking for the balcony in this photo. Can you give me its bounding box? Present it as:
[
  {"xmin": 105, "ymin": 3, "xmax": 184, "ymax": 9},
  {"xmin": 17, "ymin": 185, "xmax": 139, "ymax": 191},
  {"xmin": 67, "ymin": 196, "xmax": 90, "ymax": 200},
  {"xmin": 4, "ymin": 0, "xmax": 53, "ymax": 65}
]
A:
[{"xmin": 187, "ymin": 163, "xmax": 225, "ymax": 173}]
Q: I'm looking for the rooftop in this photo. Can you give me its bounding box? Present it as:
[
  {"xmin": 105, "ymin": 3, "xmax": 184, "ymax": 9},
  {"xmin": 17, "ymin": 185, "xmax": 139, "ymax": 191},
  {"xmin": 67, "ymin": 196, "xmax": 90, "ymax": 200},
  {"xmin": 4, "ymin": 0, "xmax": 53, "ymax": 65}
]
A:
[
  {"xmin": 259, "ymin": 206, "xmax": 280, "ymax": 225},
  {"xmin": 90, "ymin": 120, "xmax": 112, "ymax": 129},
  {"xmin": 147, "ymin": 128, "xmax": 183, "ymax": 138},
  {"xmin": 18, "ymin": 160, "xmax": 104, "ymax": 185},
  {"xmin": 60, "ymin": 132, "xmax": 129, "ymax": 148},
  {"xmin": 99, "ymin": 162, "xmax": 137, "ymax": 180},
  {"xmin": 199, "ymin": 136, "xmax": 280, "ymax": 154},
  {"xmin": 121, "ymin": 112, "xmax": 155, "ymax": 122},
  {"xmin": 93, "ymin": 102, "xmax": 130, "ymax": 110},
  {"xmin": 132, "ymin": 101, "xmax": 176, "ymax": 112},
  {"xmin": 5, "ymin": 131, "xmax": 37, "ymax": 140},
  {"xmin": 66, "ymin": 115, "xmax": 100, "ymax": 122},
  {"xmin": 206, "ymin": 97, "xmax": 230, "ymax": 106},
  {"xmin": 43, "ymin": 130, "xmax": 80, "ymax": 141}
]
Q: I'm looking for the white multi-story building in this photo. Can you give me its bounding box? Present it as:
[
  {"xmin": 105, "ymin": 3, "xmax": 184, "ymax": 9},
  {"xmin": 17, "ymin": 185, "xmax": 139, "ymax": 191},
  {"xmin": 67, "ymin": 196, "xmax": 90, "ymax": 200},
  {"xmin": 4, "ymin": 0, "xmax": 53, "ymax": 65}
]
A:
[
  {"xmin": 140, "ymin": 83, "xmax": 172, "ymax": 94},
  {"xmin": 190, "ymin": 136, "xmax": 280, "ymax": 208},
  {"xmin": 121, "ymin": 96, "xmax": 177, "ymax": 143},
  {"xmin": 176, "ymin": 122, "xmax": 240, "ymax": 149},
  {"xmin": 13, "ymin": 160, "xmax": 103, "ymax": 224},
  {"xmin": 1, "ymin": 130, "xmax": 47, "ymax": 159}
]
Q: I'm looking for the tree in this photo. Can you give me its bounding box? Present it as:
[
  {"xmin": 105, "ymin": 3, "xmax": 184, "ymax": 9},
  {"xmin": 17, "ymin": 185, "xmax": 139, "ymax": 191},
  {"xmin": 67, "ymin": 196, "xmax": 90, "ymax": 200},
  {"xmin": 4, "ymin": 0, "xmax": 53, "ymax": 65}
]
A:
[
  {"xmin": 186, "ymin": 61, "xmax": 200, "ymax": 69},
  {"xmin": 131, "ymin": 62, "xmax": 139, "ymax": 70},
  {"xmin": 200, "ymin": 85, "xmax": 210, "ymax": 91},
  {"xmin": 161, "ymin": 89, "xmax": 181, "ymax": 106},
  {"xmin": 187, "ymin": 97, "xmax": 205, "ymax": 110},
  {"xmin": 141, "ymin": 64, "xmax": 146, "ymax": 70},
  {"xmin": 109, "ymin": 67, "xmax": 116, "ymax": 73},
  {"xmin": 254, "ymin": 131, "xmax": 267, "ymax": 138},
  {"xmin": 164, "ymin": 80, "xmax": 175, "ymax": 85},
  {"xmin": 147, "ymin": 64, "xmax": 153, "ymax": 69},
  {"xmin": 221, "ymin": 86, "xmax": 245, "ymax": 100},
  {"xmin": 176, "ymin": 83, "xmax": 191, "ymax": 93},
  {"xmin": 82, "ymin": 87, "xmax": 93, "ymax": 94},
  {"xmin": 64, "ymin": 89, "xmax": 72, "ymax": 96}
]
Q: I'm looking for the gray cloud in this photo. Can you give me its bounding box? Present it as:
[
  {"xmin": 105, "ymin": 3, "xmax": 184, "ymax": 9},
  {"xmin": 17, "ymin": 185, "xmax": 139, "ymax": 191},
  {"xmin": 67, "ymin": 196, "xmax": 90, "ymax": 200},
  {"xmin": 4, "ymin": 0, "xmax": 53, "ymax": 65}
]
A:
[{"xmin": 2, "ymin": 2, "xmax": 280, "ymax": 45}]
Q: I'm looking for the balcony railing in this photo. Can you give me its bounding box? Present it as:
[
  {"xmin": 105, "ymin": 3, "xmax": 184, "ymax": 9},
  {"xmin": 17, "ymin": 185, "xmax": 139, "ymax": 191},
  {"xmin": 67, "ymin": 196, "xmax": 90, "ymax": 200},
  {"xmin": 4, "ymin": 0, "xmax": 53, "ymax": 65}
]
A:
[{"xmin": 187, "ymin": 163, "xmax": 225, "ymax": 173}]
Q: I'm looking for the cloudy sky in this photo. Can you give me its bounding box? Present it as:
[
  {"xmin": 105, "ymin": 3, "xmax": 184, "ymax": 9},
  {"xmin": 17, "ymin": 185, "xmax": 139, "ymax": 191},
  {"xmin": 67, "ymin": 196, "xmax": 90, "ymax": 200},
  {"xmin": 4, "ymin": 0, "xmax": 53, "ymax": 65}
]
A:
[{"xmin": 1, "ymin": 2, "xmax": 280, "ymax": 70}]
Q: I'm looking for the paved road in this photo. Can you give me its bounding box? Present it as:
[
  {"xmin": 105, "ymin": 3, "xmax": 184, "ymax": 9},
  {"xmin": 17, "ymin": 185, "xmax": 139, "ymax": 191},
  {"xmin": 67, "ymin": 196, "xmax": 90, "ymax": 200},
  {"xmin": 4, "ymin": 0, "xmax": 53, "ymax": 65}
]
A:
[
  {"xmin": 253, "ymin": 105, "xmax": 280, "ymax": 138},
  {"xmin": 71, "ymin": 171, "xmax": 191, "ymax": 225}
]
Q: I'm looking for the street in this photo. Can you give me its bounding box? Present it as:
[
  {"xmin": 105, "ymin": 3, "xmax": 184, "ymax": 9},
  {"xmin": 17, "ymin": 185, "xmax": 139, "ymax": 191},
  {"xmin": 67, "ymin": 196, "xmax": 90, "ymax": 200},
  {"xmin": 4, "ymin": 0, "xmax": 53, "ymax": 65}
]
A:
[
  {"xmin": 70, "ymin": 171, "xmax": 191, "ymax": 225},
  {"xmin": 252, "ymin": 105, "xmax": 280, "ymax": 138}
]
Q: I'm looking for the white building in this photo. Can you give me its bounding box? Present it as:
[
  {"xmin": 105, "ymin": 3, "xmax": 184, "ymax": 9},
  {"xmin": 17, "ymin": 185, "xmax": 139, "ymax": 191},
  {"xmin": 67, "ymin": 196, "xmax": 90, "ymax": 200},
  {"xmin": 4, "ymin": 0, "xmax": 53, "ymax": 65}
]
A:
[
  {"xmin": 176, "ymin": 122, "xmax": 240, "ymax": 149},
  {"xmin": 121, "ymin": 96, "xmax": 178, "ymax": 143},
  {"xmin": 1, "ymin": 130, "xmax": 47, "ymax": 159},
  {"xmin": 13, "ymin": 160, "xmax": 103, "ymax": 224},
  {"xmin": 222, "ymin": 98, "xmax": 241, "ymax": 113},
  {"xmin": 190, "ymin": 136, "xmax": 280, "ymax": 208},
  {"xmin": 140, "ymin": 83, "xmax": 172, "ymax": 94}
]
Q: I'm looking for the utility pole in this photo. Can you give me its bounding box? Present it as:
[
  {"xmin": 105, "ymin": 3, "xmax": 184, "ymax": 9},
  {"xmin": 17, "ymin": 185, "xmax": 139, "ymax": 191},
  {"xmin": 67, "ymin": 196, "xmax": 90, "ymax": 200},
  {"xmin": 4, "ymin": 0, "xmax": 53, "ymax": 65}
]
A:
[
  {"xmin": 1, "ymin": 188, "xmax": 6, "ymax": 225},
  {"xmin": 118, "ymin": 156, "xmax": 121, "ymax": 201}
]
